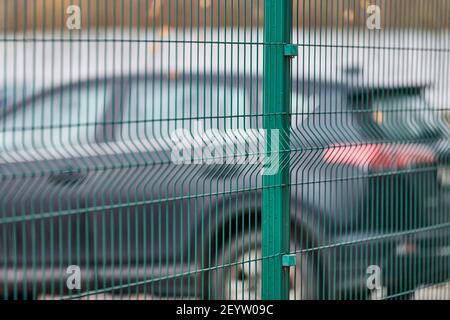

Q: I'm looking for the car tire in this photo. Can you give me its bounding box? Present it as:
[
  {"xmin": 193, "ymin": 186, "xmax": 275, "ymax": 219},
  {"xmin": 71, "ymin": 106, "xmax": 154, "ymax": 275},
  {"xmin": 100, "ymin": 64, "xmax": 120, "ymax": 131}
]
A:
[{"xmin": 206, "ymin": 230, "xmax": 319, "ymax": 300}]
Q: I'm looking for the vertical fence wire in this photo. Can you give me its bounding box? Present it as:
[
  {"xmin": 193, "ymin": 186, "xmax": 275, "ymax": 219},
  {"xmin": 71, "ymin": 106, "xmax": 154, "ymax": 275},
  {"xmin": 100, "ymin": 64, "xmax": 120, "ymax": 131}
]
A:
[{"xmin": 0, "ymin": 0, "xmax": 449, "ymax": 300}]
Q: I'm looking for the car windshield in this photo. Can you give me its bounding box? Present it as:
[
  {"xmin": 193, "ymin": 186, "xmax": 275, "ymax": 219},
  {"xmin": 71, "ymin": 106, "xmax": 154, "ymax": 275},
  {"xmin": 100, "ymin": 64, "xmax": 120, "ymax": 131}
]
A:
[{"xmin": 370, "ymin": 94, "xmax": 450, "ymax": 141}]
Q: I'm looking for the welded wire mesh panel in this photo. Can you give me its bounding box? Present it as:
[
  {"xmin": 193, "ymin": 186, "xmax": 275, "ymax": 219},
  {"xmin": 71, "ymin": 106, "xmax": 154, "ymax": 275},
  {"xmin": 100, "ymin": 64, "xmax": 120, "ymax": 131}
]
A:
[
  {"xmin": 0, "ymin": 0, "xmax": 267, "ymax": 301},
  {"xmin": 1, "ymin": 0, "xmax": 450, "ymax": 301},
  {"xmin": 289, "ymin": 0, "xmax": 450, "ymax": 300}
]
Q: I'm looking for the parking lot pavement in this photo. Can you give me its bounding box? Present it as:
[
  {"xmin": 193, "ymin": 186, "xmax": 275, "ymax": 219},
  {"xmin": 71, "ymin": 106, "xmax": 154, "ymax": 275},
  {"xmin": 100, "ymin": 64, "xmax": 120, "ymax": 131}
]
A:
[
  {"xmin": 39, "ymin": 281, "xmax": 450, "ymax": 300},
  {"xmin": 412, "ymin": 281, "xmax": 450, "ymax": 300}
]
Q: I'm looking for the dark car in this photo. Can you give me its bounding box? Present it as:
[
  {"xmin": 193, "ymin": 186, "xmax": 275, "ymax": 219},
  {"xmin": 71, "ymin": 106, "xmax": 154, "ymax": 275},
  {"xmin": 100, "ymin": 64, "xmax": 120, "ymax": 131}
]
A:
[{"xmin": 0, "ymin": 72, "xmax": 449, "ymax": 300}]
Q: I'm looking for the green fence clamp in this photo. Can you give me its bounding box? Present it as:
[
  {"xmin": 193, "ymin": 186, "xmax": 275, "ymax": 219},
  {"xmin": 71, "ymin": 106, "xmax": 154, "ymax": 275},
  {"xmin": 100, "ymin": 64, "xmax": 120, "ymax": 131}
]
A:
[
  {"xmin": 282, "ymin": 254, "xmax": 296, "ymax": 267},
  {"xmin": 284, "ymin": 44, "xmax": 298, "ymax": 58}
]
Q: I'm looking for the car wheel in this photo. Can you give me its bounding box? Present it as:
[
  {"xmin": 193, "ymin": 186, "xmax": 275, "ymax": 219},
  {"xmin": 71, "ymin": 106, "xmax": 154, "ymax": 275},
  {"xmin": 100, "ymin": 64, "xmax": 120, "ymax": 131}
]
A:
[{"xmin": 207, "ymin": 230, "xmax": 318, "ymax": 300}]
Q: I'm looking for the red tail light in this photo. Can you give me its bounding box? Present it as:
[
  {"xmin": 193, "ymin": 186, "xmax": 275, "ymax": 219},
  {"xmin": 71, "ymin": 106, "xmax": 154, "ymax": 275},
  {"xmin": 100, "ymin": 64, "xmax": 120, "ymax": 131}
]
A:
[{"xmin": 324, "ymin": 143, "xmax": 436, "ymax": 170}]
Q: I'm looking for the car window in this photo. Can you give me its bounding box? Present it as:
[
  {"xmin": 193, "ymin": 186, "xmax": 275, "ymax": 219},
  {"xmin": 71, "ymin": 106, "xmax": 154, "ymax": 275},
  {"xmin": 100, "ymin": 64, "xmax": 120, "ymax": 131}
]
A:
[
  {"xmin": 370, "ymin": 94, "xmax": 450, "ymax": 140},
  {"xmin": 0, "ymin": 84, "xmax": 109, "ymax": 152},
  {"xmin": 120, "ymin": 79, "xmax": 250, "ymax": 142}
]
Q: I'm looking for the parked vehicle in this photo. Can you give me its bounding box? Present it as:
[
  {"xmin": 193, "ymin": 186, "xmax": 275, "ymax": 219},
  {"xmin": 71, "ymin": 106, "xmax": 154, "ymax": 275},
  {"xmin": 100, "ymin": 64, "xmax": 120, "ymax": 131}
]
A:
[{"xmin": 1, "ymin": 72, "xmax": 449, "ymax": 299}]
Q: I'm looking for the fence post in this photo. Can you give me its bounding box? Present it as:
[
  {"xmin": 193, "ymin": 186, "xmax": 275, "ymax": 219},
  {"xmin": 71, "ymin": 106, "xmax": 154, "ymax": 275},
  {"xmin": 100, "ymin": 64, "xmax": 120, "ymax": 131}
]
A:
[{"xmin": 262, "ymin": 0, "xmax": 293, "ymax": 300}]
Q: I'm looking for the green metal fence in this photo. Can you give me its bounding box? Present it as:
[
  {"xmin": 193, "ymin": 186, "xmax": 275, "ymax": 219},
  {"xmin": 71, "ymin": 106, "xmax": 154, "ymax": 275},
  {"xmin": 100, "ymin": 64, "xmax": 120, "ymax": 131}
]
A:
[{"xmin": 1, "ymin": 0, "xmax": 450, "ymax": 300}]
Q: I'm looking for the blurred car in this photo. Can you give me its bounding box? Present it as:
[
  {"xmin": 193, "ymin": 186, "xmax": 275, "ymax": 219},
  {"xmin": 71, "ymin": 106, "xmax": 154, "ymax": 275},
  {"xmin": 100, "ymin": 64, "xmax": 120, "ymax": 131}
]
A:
[{"xmin": 0, "ymin": 72, "xmax": 449, "ymax": 300}]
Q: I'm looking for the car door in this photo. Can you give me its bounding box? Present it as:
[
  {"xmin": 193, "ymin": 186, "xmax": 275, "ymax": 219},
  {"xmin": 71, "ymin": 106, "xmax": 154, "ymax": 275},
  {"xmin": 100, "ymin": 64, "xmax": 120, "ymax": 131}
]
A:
[
  {"xmin": 81, "ymin": 73, "xmax": 257, "ymax": 294},
  {"xmin": 0, "ymin": 80, "xmax": 114, "ymax": 294}
]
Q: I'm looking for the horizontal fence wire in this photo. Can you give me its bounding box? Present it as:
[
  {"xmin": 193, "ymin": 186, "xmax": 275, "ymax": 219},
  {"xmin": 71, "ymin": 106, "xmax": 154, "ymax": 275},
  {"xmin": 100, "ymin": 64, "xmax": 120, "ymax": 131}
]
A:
[{"xmin": 0, "ymin": 0, "xmax": 449, "ymax": 300}]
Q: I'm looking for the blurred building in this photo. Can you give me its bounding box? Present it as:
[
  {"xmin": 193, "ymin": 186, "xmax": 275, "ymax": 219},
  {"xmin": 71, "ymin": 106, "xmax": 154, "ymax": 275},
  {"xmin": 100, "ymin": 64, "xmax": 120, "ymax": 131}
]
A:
[{"xmin": 0, "ymin": 0, "xmax": 449, "ymax": 32}]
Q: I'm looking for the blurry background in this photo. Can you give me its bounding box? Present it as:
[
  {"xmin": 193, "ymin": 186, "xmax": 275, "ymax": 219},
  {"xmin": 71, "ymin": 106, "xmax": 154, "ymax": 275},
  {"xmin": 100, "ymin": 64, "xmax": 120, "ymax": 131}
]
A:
[
  {"xmin": 1, "ymin": 0, "xmax": 450, "ymax": 31},
  {"xmin": 1, "ymin": 0, "xmax": 449, "ymax": 108}
]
